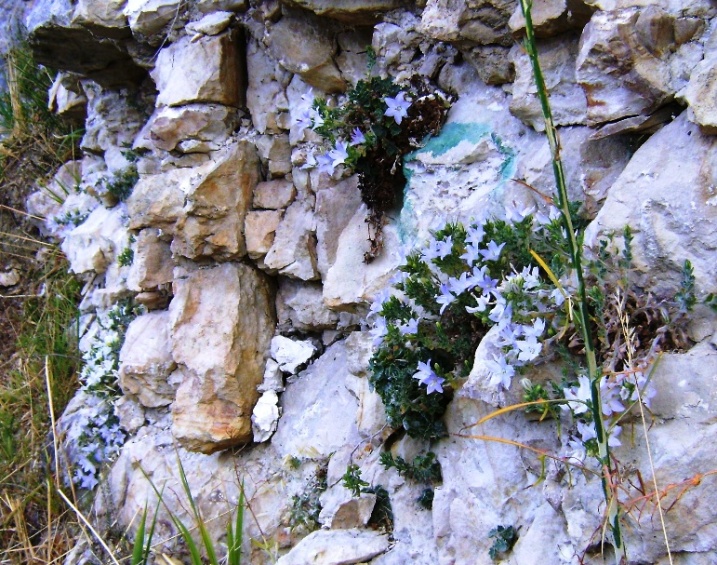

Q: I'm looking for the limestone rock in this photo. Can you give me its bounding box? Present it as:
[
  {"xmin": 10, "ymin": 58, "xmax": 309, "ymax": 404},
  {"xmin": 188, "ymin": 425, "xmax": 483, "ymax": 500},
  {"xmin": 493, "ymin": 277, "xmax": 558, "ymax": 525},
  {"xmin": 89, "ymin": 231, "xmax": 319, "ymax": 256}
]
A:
[
  {"xmin": 246, "ymin": 37, "xmax": 291, "ymax": 134},
  {"xmin": 151, "ymin": 30, "xmax": 245, "ymax": 107},
  {"xmin": 420, "ymin": 0, "xmax": 515, "ymax": 46},
  {"xmin": 276, "ymin": 279, "xmax": 339, "ymax": 332},
  {"xmin": 461, "ymin": 45, "xmax": 514, "ymax": 85},
  {"xmin": 585, "ymin": 111, "xmax": 717, "ymax": 296},
  {"xmin": 318, "ymin": 487, "xmax": 377, "ymax": 529},
  {"xmin": 27, "ymin": 5, "xmax": 145, "ymax": 87},
  {"xmin": 322, "ymin": 204, "xmax": 402, "ymax": 311},
  {"xmin": 271, "ymin": 340, "xmax": 362, "ymax": 459},
  {"xmin": 72, "ymin": 0, "xmax": 129, "ymax": 38},
  {"xmin": 265, "ymin": 10, "xmax": 345, "ymax": 93},
  {"xmin": 510, "ymin": 35, "xmax": 587, "ymax": 130},
  {"xmin": 245, "ymin": 210, "xmax": 282, "ymax": 259},
  {"xmin": 135, "ymin": 104, "xmax": 240, "ymax": 153},
  {"xmin": 170, "ymin": 262, "xmax": 276, "ymax": 453},
  {"xmin": 0, "ymin": 269, "xmax": 20, "ymax": 287},
  {"xmin": 186, "ymin": 11, "xmax": 233, "ymax": 37},
  {"xmin": 683, "ymin": 42, "xmax": 717, "ymax": 133},
  {"xmin": 282, "ymin": 0, "xmax": 403, "ymax": 24},
  {"xmin": 270, "ymin": 335, "xmax": 317, "ymax": 374},
  {"xmin": 171, "ymin": 140, "xmax": 260, "ymax": 260},
  {"xmin": 264, "ymin": 199, "xmax": 319, "ymax": 280},
  {"xmin": 258, "ymin": 358, "xmax": 284, "ymax": 393},
  {"xmin": 276, "ymin": 528, "xmax": 389, "ymax": 565},
  {"xmin": 576, "ymin": 6, "xmax": 707, "ymax": 125},
  {"xmin": 508, "ymin": 0, "xmax": 594, "ymax": 37},
  {"xmin": 254, "ymin": 179, "xmax": 295, "ymax": 210},
  {"xmin": 251, "ymin": 390, "xmax": 280, "ymax": 443},
  {"xmin": 196, "ymin": 0, "xmax": 247, "ymax": 14},
  {"xmin": 126, "ymin": 167, "xmax": 186, "ymax": 233},
  {"xmin": 81, "ymin": 82, "xmax": 148, "ymax": 154},
  {"xmin": 61, "ymin": 204, "xmax": 128, "ymax": 275},
  {"xmin": 48, "ymin": 72, "xmax": 87, "ymax": 120},
  {"xmin": 126, "ymin": 228, "xmax": 173, "ymax": 291},
  {"xmin": 118, "ymin": 311, "xmax": 177, "ymax": 407},
  {"xmin": 314, "ymin": 175, "xmax": 363, "ymax": 280},
  {"xmin": 124, "ymin": 0, "xmax": 183, "ymax": 41},
  {"xmin": 256, "ymin": 134, "xmax": 292, "ymax": 178}
]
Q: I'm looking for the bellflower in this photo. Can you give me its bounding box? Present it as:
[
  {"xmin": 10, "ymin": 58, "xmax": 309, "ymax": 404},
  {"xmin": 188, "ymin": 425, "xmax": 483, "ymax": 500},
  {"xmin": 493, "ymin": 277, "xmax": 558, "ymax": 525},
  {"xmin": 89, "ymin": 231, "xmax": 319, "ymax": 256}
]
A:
[
  {"xmin": 563, "ymin": 375, "xmax": 592, "ymax": 414},
  {"xmin": 485, "ymin": 353, "xmax": 515, "ymax": 390},
  {"xmin": 479, "ymin": 240, "xmax": 506, "ymax": 262},
  {"xmin": 329, "ymin": 140, "xmax": 349, "ymax": 168},
  {"xmin": 436, "ymin": 283, "xmax": 456, "ymax": 314},
  {"xmin": 350, "ymin": 127, "xmax": 366, "ymax": 146},
  {"xmin": 384, "ymin": 91, "xmax": 411, "ymax": 124},
  {"xmin": 413, "ymin": 360, "xmax": 445, "ymax": 394},
  {"xmin": 316, "ymin": 153, "xmax": 335, "ymax": 175}
]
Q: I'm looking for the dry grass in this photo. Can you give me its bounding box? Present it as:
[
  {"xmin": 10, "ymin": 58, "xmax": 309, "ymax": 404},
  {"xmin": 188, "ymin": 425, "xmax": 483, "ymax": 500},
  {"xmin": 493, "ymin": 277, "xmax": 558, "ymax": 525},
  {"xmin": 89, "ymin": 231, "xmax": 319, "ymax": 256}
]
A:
[{"xmin": 1, "ymin": 42, "xmax": 85, "ymax": 565}]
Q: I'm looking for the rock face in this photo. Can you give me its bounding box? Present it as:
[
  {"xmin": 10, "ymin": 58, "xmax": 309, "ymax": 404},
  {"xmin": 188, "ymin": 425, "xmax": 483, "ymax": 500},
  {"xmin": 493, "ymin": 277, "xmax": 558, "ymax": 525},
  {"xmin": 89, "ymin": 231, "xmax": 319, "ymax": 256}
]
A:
[
  {"xmin": 169, "ymin": 263, "xmax": 275, "ymax": 453},
  {"xmin": 30, "ymin": 0, "xmax": 717, "ymax": 563}
]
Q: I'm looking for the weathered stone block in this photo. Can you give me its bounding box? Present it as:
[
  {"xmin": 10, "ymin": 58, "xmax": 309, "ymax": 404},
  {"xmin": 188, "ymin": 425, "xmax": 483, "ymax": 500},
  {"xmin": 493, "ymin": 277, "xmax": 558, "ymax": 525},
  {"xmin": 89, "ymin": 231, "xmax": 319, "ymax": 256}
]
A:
[{"xmin": 170, "ymin": 262, "xmax": 276, "ymax": 453}]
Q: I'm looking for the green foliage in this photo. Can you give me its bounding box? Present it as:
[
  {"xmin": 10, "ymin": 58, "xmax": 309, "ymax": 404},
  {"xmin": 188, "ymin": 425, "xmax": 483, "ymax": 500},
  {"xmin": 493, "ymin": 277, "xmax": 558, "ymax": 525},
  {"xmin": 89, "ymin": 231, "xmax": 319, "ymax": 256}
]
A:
[
  {"xmin": 520, "ymin": 379, "xmax": 560, "ymax": 419},
  {"xmin": 488, "ymin": 525, "xmax": 519, "ymax": 560},
  {"xmin": 676, "ymin": 260, "xmax": 696, "ymax": 312},
  {"xmin": 118, "ymin": 247, "xmax": 134, "ymax": 267},
  {"xmin": 342, "ymin": 463, "xmax": 369, "ymax": 497},
  {"xmin": 417, "ymin": 488, "xmax": 434, "ymax": 510},
  {"xmin": 364, "ymin": 485, "xmax": 394, "ymax": 531},
  {"xmin": 289, "ymin": 463, "xmax": 327, "ymax": 533},
  {"xmin": 105, "ymin": 164, "xmax": 139, "ymax": 203},
  {"xmin": 142, "ymin": 455, "xmax": 245, "ymax": 565},
  {"xmin": 379, "ymin": 451, "xmax": 442, "ymax": 484}
]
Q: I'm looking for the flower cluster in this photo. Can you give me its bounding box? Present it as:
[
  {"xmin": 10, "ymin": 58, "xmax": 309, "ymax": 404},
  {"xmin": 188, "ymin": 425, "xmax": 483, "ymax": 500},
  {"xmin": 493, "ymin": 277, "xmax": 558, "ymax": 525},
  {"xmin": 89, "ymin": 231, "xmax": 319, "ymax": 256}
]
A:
[
  {"xmin": 368, "ymin": 204, "xmax": 678, "ymax": 455},
  {"xmin": 71, "ymin": 300, "xmax": 142, "ymax": 489},
  {"xmin": 296, "ymin": 83, "xmax": 414, "ymax": 179}
]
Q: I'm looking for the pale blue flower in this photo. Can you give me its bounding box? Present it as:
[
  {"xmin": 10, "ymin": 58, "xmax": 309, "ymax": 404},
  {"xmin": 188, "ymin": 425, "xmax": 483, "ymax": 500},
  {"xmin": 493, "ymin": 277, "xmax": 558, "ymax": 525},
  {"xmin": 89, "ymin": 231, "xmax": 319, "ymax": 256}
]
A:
[
  {"xmin": 435, "ymin": 236, "xmax": 453, "ymax": 259},
  {"xmin": 563, "ymin": 375, "xmax": 591, "ymax": 414},
  {"xmin": 384, "ymin": 91, "xmax": 411, "ymax": 125},
  {"xmin": 329, "ymin": 140, "xmax": 349, "ymax": 168},
  {"xmin": 316, "ymin": 152, "xmax": 335, "ymax": 175},
  {"xmin": 448, "ymin": 271, "xmax": 478, "ymax": 295},
  {"xmin": 466, "ymin": 293, "xmax": 491, "ymax": 313},
  {"xmin": 399, "ymin": 318, "xmax": 419, "ymax": 335},
  {"xmin": 505, "ymin": 202, "xmax": 535, "ymax": 223},
  {"xmin": 301, "ymin": 151, "xmax": 317, "ymax": 170},
  {"xmin": 436, "ymin": 283, "xmax": 456, "ymax": 314},
  {"xmin": 460, "ymin": 243, "xmax": 481, "ymax": 266},
  {"xmin": 485, "ymin": 353, "xmax": 515, "ymax": 390},
  {"xmin": 466, "ymin": 223, "xmax": 485, "ymax": 247},
  {"xmin": 515, "ymin": 337, "xmax": 542, "ymax": 363},
  {"xmin": 522, "ymin": 318, "xmax": 545, "ymax": 340},
  {"xmin": 479, "ymin": 240, "xmax": 505, "ymax": 261},
  {"xmin": 350, "ymin": 127, "xmax": 366, "ymax": 146},
  {"xmin": 413, "ymin": 360, "xmax": 445, "ymax": 394}
]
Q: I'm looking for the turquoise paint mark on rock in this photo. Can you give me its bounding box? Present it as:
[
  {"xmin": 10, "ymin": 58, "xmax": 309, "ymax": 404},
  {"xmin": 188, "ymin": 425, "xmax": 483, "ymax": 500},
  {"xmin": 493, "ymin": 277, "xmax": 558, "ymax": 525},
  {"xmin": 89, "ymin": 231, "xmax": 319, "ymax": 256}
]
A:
[{"xmin": 405, "ymin": 122, "xmax": 491, "ymax": 163}]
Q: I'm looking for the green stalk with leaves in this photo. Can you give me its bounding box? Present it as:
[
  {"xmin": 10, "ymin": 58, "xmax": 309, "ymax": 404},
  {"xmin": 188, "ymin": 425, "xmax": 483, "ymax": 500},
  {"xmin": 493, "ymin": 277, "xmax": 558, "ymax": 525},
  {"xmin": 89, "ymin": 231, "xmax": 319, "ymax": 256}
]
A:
[{"xmin": 518, "ymin": 0, "xmax": 624, "ymax": 559}]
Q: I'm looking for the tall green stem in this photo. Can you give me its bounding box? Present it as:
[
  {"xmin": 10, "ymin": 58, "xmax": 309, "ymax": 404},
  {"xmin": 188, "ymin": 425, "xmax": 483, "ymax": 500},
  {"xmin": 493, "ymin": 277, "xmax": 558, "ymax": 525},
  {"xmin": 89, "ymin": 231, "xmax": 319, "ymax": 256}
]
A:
[{"xmin": 517, "ymin": 1, "xmax": 624, "ymax": 561}]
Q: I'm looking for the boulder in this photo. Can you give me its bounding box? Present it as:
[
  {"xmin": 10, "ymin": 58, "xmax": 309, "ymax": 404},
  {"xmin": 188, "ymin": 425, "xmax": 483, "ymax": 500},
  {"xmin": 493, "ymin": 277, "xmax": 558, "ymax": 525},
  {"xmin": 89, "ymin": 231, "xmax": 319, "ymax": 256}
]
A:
[
  {"xmin": 126, "ymin": 228, "xmax": 174, "ymax": 291},
  {"xmin": 576, "ymin": 6, "xmax": 707, "ymax": 125},
  {"xmin": 124, "ymin": 0, "xmax": 184, "ymax": 41},
  {"xmin": 135, "ymin": 104, "xmax": 240, "ymax": 153},
  {"xmin": 509, "ymin": 35, "xmax": 587, "ymax": 130},
  {"xmin": 246, "ymin": 37, "xmax": 291, "ymax": 134},
  {"xmin": 151, "ymin": 29, "xmax": 245, "ymax": 107},
  {"xmin": 253, "ymin": 179, "xmax": 295, "ymax": 210},
  {"xmin": 282, "ymin": 0, "xmax": 403, "ymax": 25},
  {"xmin": 126, "ymin": 167, "xmax": 186, "ymax": 233},
  {"xmin": 276, "ymin": 528, "xmax": 390, "ymax": 565},
  {"xmin": 263, "ymin": 199, "xmax": 319, "ymax": 280},
  {"xmin": 420, "ymin": 0, "xmax": 514, "ymax": 46},
  {"xmin": 265, "ymin": 9, "xmax": 345, "ymax": 93},
  {"xmin": 170, "ymin": 262, "xmax": 276, "ymax": 452},
  {"xmin": 118, "ymin": 311, "xmax": 177, "ymax": 407},
  {"xmin": 245, "ymin": 210, "xmax": 282, "ymax": 259},
  {"xmin": 276, "ymin": 279, "xmax": 340, "ymax": 332},
  {"xmin": 72, "ymin": 0, "xmax": 129, "ymax": 38},
  {"xmin": 586, "ymin": 112, "xmax": 717, "ymax": 297},
  {"xmin": 171, "ymin": 140, "xmax": 260, "ymax": 260}
]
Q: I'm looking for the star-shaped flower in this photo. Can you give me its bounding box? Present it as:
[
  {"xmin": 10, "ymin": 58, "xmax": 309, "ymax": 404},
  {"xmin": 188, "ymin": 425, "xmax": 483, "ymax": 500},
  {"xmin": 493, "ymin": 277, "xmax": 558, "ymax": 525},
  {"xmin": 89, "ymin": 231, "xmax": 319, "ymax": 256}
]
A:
[{"xmin": 384, "ymin": 91, "xmax": 411, "ymax": 125}]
